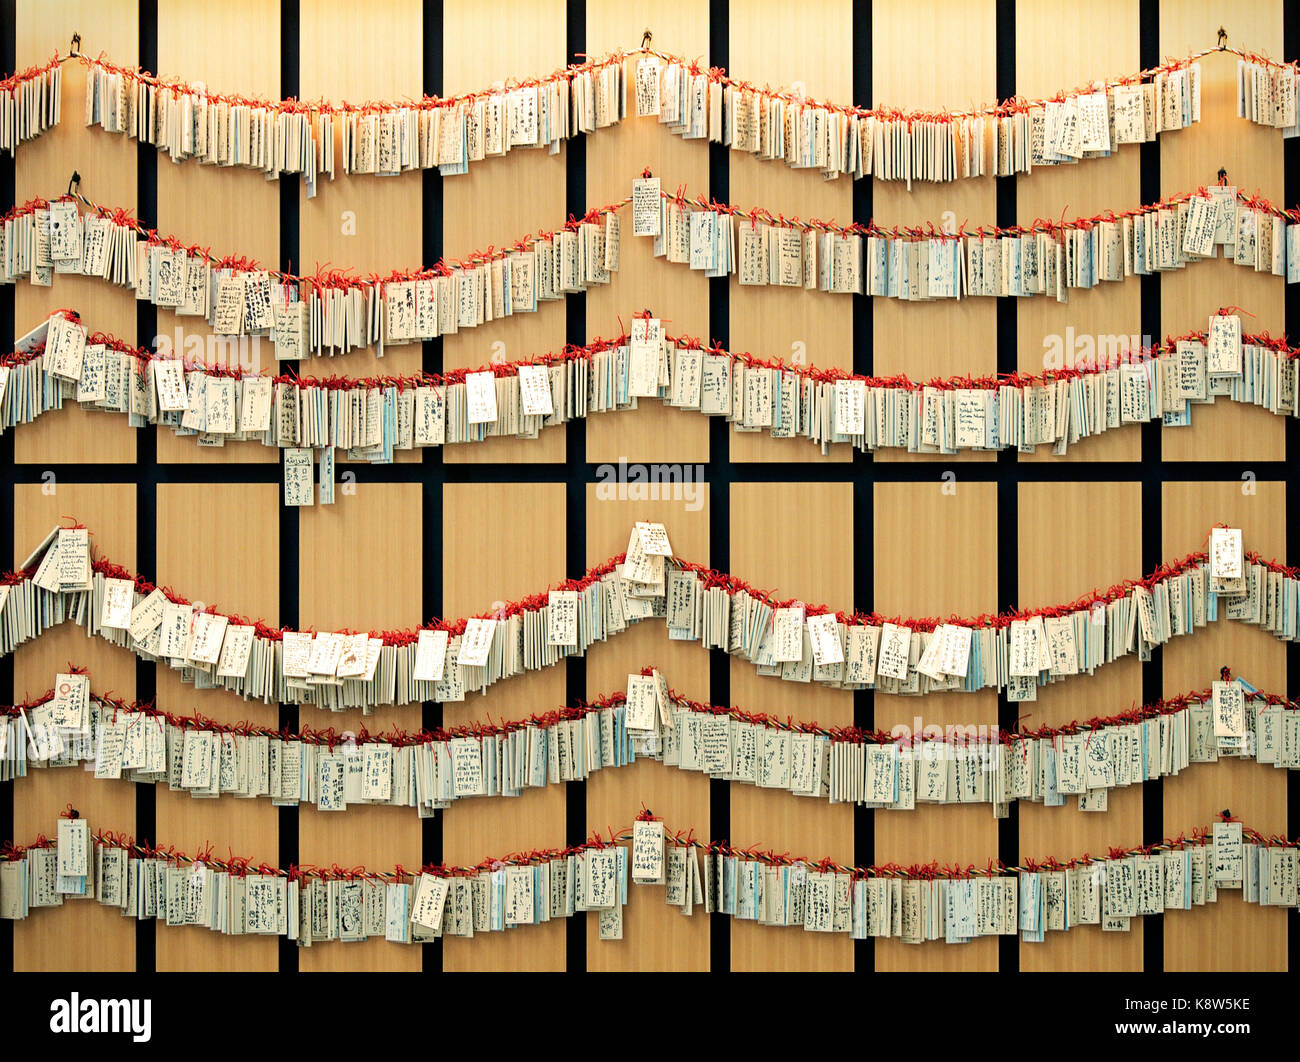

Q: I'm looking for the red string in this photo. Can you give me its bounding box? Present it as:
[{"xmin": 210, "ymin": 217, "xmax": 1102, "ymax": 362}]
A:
[
  {"xmin": 7, "ymin": 308, "xmax": 1293, "ymax": 398},
  {"xmin": 3, "ymin": 524, "xmax": 1294, "ymax": 644},
  {"xmin": 4, "ymin": 815, "xmax": 1103, "ymax": 880},
  {"xmin": 2, "ymin": 39, "xmax": 1257, "ymax": 139},
  {"xmin": 652, "ymin": 180, "xmax": 1294, "ymax": 242},
  {"xmin": 5, "ymin": 672, "xmax": 1296, "ymax": 756},
  {"xmin": 2, "ymin": 190, "xmax": 631, "ymax": 295}
]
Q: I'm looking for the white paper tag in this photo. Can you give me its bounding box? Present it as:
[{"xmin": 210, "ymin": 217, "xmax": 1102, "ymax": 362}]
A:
[
  {"xmin": 465, "ymin": 370, "xmax": 499, "ymax": 424},
  {"xmin": 413, "ymin": 628, "xmax": 450, "ymax": 682},
  {"xmin": 1209, "ymin": 527, "xmax": 1243, "ymax": 579},
  {"xmin": 517, "ymin": 363, "xmax": 553, "ymax": 416},
  {"xmin": 456, "ymin": 617, "xmax": 496, "ymax": 667}
]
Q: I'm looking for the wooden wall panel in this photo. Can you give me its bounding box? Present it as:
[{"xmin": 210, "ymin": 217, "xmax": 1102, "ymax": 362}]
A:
[
  {"xmin": 873, "ymin": 482, "xmax": 999, "ymax": 971},
  {"xmin": 1008, "ymin": 0, "xmax": 1144, "ymax": 972},
  {"xmin": 299, "ymin": 0, "xmax": 424, "ymax": 452},
  {"xmin": 6, "ymin": 0, "xmax": 1291, "ymax": 975},
  {"xmin": 585, "ymin": 1, "xmax": 710, "ymax": 465},
  {"xmin": 152, "ymin": 483, "xmax": 280, "ymax": 971},
  {"xmin": 12, "ymin": 485, "xmax": 137, "ymax": 971},
  {"xmin": 156, "ymin": 0, "xmax": 280, "ymax": 466},
  {"xmin": 1017, "ymin": 0, "xmax": 1141, "ymax": 464},
  {"xmin": 873, "ymin": 0, "xmax": 997, "ymax": 467},
  {"xmin": 440, "ymin": 482, "xmax": 568, "ymax": 970},
  {"xmin": 290, "ymin": 3, "xmax": 425, "ymax": 973},
  {"xmin": 296, "ymin": 484, "xmax": 423, "ymax": 971},
  {"xmin": 441, "ymin": 0, "xmax": 567, "ymax": 466},
  {"xmin": 730, "ymin": 0, "xmax": 853, "ymax": 464},
  {"xmin": 1161, "ymin": 481, "xmax": 1288, "ymax": 971},
  {"xmin": 729, "ymin": 481, "xmax": 854, "ymax": 970},
  {"xmin": 1160, "ymin": 1, "xmax": 1285, "ymax": 463},
  {"xmin": 1018, "ymin": 481, "xmax": 1144, "ymax": 971},
  {"xmin": 14, "ymin": 0, "xmax": 138, "ymax": 465},
  {"xmin": 584, "ymin": 488, "xmax": 712, "ymax": 969}
]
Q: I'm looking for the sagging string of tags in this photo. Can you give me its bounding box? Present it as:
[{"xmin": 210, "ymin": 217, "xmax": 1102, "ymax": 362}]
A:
[
  {"xmin": 2, "ymin": 809, "xmax": 1297, "ymax": 944},
  {"xmin": 8, "ymin": 174, "xmax": 1300, "ymax": 365},
  {"xmin": 1, "ymin": 310, "xmax": 1291, "ymax": 495},
  {"xmin": 1237, "ymin": 55, "xmax": 1300, "ymax": 133},
  {"xmin": 0, "ymin": 521, "xmax": 1292, "ymax": 712},
  {"xmin": 3, "ymin": 668, "xmax": 1296, "ymax": 819},
  {"xmin": 5, "ymin": 34, "xmax": 1240, "ymax": 188},
  {"xmin": 1, "ymin": 189, "xmax": 624, "ymax": 357},
  {"xmin": 628, "ymin": 174, "xmax": 1300, "ymax": 298}
]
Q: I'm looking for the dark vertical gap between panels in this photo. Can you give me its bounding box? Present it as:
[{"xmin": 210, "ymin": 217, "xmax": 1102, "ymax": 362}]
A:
[
  {"xmin": 1285, "ymin": 0, "xmax": 1300, "ymax": 978},
  {"xmin": 0, "ymin": 0, "xmax": 15, "ymax": 975},
  {"xmin": 134, "ymin": 0, "xmax": 158, "ymax": 976},
  {"xmin": 707, "ymin": 0, "xmax": 731, "ymax": 975},
  {"xmin": 422, "ymin": 0, "xmax": 445, "ymax": 975},
  {"xmin": 565, "ymin": 0, "xmax": 588, "ymax": 976},
  {"xmin": 277, "ymin": 0, "xmax": 300, "ymax": 975},
  {"xmin": 994, "ymin": 0, "xmax": 1018, "ymax": 977},
  {"xmin": 850, "ymin": 0, "xmax": 873, "ymax": 976},
  {"xmin": 1138, "ymin": 0, "xmax": 1163, "ymax": 975}
]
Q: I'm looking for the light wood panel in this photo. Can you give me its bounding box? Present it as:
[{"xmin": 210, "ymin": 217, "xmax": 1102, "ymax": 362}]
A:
[
  {"xmin": 1017, "ymin": 0, "xmax": 1142, "ymax": 464},
  {"xmin": 729, "ymin": 0, "xmax": 853, "ymax": 464},
  {"xmin": 873, "ymin": 0, "xmax": 998, "ymax": 466},
  {"xmin": 8, "ymin": 0, "xmax": 1290, "ymax": 976},
  {"xmin": 296, "ymin": 0, "xmax": 426, "ymax": 956},
  {"xmin": 299, "ymin": 0, "xmax": 425, "ymax": 436},
  {"xmin": 441, "ymin": 482, "xmax": 568, "ymax": 970},
  {"xmin": 156, "ymin": 0, "xmax": 280, "ymax": 465},
  {"xmin": 1160, "ymin": 0, "xmax": 1285, "ymax": 462},
  {"xmin": 12, "ymin": 483, "xmax": 137, "ymax": 970},
  {"xmin": 296, "ymin": 483, "xmax": 423, "ymax": 971},
  {"xmin": 729, "ymin": 481, "xmax": 854, "ymax": 970},
  {"xmin": 873, "ymin": 481, "xmax": 999, "ymax": 970},
  {"xmin": 1018, "ymin": 481, "xmax": 1144, "ymax": 971},
  {"xmin": 13, "ymin": 0, "xmax": 138, "ymax": 465},
  {"xmin": 584, "ymin": 486, "xmax": 712, "ymax": 969},
  {"xmin": 295, "ymin": 0, "xmax": 426, "ymax": 973},
  {"xmin": 152, "ymin": 483, "xmax": 280, "ymax": 970},
  {"xmin": 1161, "ymin": 481, "xmax": 1288, "ymax": 970},
  {"xmin": 441, "ymin": 0, "xmax": 567, "ymax": 465},
  {"xmin": 585, "ymin": 0, "xmax": 711, "ymax": 464}
]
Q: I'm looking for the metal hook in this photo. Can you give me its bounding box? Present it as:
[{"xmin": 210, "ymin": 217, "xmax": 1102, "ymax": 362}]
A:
[
  {"xmin": 641, "ymin": 28, "xmax": 653, "ymax": 50},
  {"xmin": 67, "ymin": 170, "xmax": 81, "ymax": 196},
  {"xmin": 70, "ymin": 31, "xmax": 81, "ymax": 54},
  {"xmin": 1217, "ymin": 26, "xmax": 1227, "ymax": 50},
  {"xmin": 1217, "ymin": 167, "xmax": 1228, "ymax": 185}
]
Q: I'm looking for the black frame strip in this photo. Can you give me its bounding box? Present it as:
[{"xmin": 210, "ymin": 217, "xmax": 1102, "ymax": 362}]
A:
[
  {"xmin": 421, "ymin": 0, "xmax": 445, "ymax": 976},
  {"xmin": 995, "ymin": 0, "xmax": 1019, "ymax": 976},
  {"xmin": 565, "ymin": 0, "xmax": 589, "ymax": 976},
  {"xmin": 133, "ymin": 0, "xmax": 159, "ymax": 975},
  {"xmin": 276, "ymin": 0, "xmax": 301, "ymax": 976},
  {"xmin": 1138, "ymin": 0, "xmax": 1164, "ymax": 974},
  {"xmin": 708, "ymin": 0, "xmax": 732, "ymax": 976},
  {"xmin": 851, "ymin": 0, "xmax": 874, "ymax": 976},
  {"xmin": 0, "ymin": 0, "xmax": 16, "ymax": 976}
]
